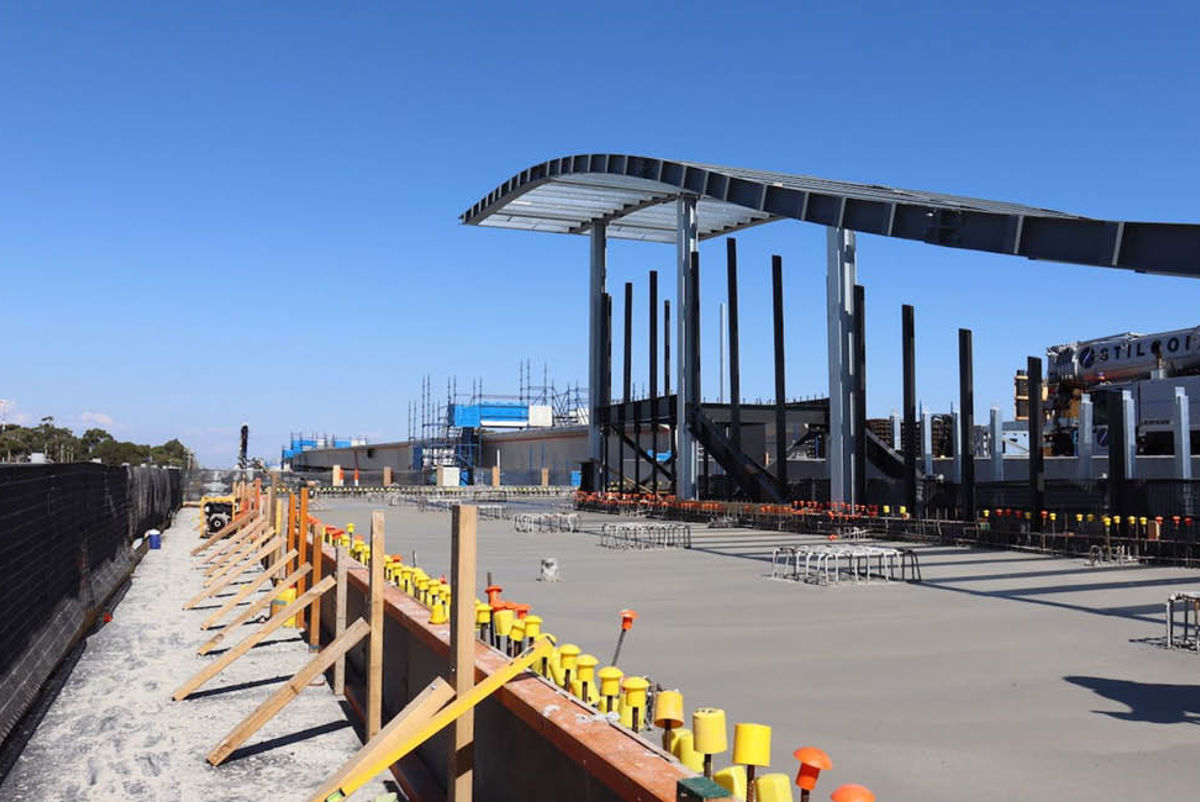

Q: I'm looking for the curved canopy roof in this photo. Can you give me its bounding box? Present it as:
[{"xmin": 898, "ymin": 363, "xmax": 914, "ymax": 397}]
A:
[{"xmin": 461, "ymin": 153, "xmax": 1200, "ymax": 277}]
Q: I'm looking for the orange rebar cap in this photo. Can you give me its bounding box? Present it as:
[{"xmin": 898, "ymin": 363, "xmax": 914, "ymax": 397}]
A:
[
  {"xmin": 484, "ymin": 584, "xmax": 503, "ymax": 605},
  {"xmin": 793, "ymin": 747, "xmax": 832, "ymax": 791},
  {"xmin": 513, "ymin": 603, "xmax": 532, "ymax": 619},
  {"xmin": 620, "ymin": 609, "xmax": 638, "ymax": 631},
  {"xmin": 830, "ymin": 784, "xmax": 874, "ymax": 802}
]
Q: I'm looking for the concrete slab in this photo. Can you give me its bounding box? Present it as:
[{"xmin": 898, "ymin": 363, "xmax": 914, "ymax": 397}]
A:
[
  {"xmin": 315, "ymin": 497, "xmax": 1200, "ymax": 802},
  {"xmin": 1, "ymin": 508, "xmax": 393, "ymax": 802}
]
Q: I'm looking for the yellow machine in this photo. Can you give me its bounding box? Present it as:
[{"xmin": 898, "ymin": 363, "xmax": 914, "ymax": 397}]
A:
[{"xmin": 201, "ymin": 495, "xmax": 235, "ymax": 536}]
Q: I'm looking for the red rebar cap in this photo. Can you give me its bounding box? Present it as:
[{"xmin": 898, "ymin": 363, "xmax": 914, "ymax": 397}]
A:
[
  {"xmin": 830, "ymin": 784, "xmax": 874, "ymax": 802},
  {"xmin": 619, "ymin": 609, "xmax": 638, "ymax": 631},
  {"xmin": 513, "ymin": 603, "xmax": 532, "ymax": 619},
  {"xmin": 793, "ymin": 746, "xmax": 832, "ymax": 790}
]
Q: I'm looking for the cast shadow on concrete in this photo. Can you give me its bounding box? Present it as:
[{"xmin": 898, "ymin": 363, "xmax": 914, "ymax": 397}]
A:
[
  {"xmin": 223, "ymin": 719, "xmax": 352, "ymax": 763},
  {"xmin": 1065, "ymin": 675, "xmax": 1200, "ymax": 724},
  {"xmin": 189, "ymin": 673, "xmax": 292, "ymax": 700},
  {"xmin": 206, "ymin": 634, "xmax": 305, "ymax": 657}
]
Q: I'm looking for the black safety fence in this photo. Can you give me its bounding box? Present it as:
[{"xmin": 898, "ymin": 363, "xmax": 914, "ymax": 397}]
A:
[{"xmin": 0, "ymin": 463, "xmax": 182, "ymax": 682}]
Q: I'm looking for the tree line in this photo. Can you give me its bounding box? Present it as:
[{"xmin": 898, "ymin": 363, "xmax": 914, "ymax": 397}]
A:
[{"xmin": 0, "ymin": 417, "xmax": 192, "ymax": 467}]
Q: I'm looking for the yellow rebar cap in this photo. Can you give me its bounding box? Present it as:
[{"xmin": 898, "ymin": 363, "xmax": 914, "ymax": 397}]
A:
[
  {"xmin": 714, "ymin": 766, "xmax": 746, "ymax": 799},
  {"xmin": 597, "ymin": 666, "xmax": 623, "ymax": 696},
  {"xmin": 692, "ymin": 707, "xmax": 728, "ymax": 754},
  {"xmin": 733, "ymin": 722, "xmax": 771, "ymax": 766},
  {"xmin": 755, "ymin": 773, "xmax": 794, "ymax": 802},
  {"xmin": 654, "ymin": 689, "xmax": 684, "ymax": 729},
  {"xmin": 523, "ymin": 614, "xmax": 542, "ymax": 638},
  {"xmin": 493, "ymin": 608, "xmax": 515, "ymax": 637},
  {"xmin": 558, "ymin": 643, "xmax": 581, "ymax": 669},
  {"xmin": 669, "ymin": 728, "xmax": 704, "ymax": 773},
  {"xmin": 621, "ymin": 675, "xmax": 650, "ymax": 707},
  {"xmin": 576, "ymin": 654, "xmax": 599, "ymax": 682},
  {"xmin": 474, "ymin": 602, "xmax": 491, "ymax": 625}
]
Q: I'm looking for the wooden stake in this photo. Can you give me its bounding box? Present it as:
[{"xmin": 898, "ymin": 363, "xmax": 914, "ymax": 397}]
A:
[
  {"xmin": 308, "ymin": 518, "xmax": 324, "ymax": 650},
  {"xmin": 173, "ymin": 574, "xmax": 335, "ymax": 701},
  {"xmin": 310, "ymin": 638, "xmax": 552, "ymax": 802},
  {"xmin": 192, "ymin": 536, "xmax": 282, "ymax": 605},
  {"xmin": 203, "ymin": 520, "xmax": 271, "ymax": 580},
  {"xmin": 197, "ymin": 514, "xmax": 260, "ymax": 564},
  {"xmin": 275, "ymin": 498, "xmax": 285, "ymax": 568},
  {"xmin": 200, "ymin": 550, "xmax": 295, "ymax": 630},
  {"xmin": 449, "ymin": 504, "xmax": 478, "ymax": 802},
  {"xmin": 197, "ymin": 563, "xmax": 312, "ymax": 655},
  {"xmin": 306, "ymin": 678, "xmax": 455, "ymax": 802},
  {"xmin": 297, "ymin": 488, "xmax": 310, "ymax": 603},
  {"xmin": 333, "ymin": 545, "xmax": 349, "ymax": 696},
  {"xmin": 206, "ymin": 617, "xmax": 371, "ymax": 765},
  {"xmin": 367, "ymin": 510, "xmax": 385, "ymax": 737},
  {"xmin": 287, "ymin": 492, "xmax": 297, "ymax": 573}
]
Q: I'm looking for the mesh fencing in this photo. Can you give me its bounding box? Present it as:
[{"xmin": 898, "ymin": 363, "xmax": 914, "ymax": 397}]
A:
[{"xmin": 0, "ymin": 464, "xmax": 182, "ymax": 680}]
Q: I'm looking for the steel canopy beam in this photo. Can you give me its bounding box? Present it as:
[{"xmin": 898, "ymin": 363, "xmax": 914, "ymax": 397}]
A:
[{"xmin": 462, "ymin": 153, "xmax": 1200, "ymax": 277}]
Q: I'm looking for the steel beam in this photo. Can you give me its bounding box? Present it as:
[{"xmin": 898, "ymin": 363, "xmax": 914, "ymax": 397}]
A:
[
  {"xmin": 827, "ymin": 228, "xmax": 856, "ymax": 504},
  {"xmin": 959, "ymin": 328, "xmax": 975, "ymax": 521},
  {"xmin": 588, "ymin": 225, "xmax": 607, "ymax": 463},
  {"xmin": 1028, "ymin": 356, "xmax": 1045, "ymax": 526},
  {"xmin": 676, "ymin": 196, "xmax": 699, "ymax": 499},
  {"xmin": 773, "ymin": 255, "xmax": 788, "ymax": 490},
  {"xmin": 902, "ymin": 305, "xmax": 917, "ymax": 513},
  {"xmin": 1175, "ymin": 387, "xmax": 1192, "ymax": 480}
]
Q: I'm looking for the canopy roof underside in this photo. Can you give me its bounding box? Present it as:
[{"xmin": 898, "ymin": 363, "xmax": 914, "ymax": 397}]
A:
[{"xmin": 461, "ymin": 154, "xmax": 1200, "ymax": 276}]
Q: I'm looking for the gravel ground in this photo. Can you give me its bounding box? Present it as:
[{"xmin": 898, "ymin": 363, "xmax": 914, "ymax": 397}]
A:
[
  {"xmin": 314, "ymin": 497, "xmax": 1200, "ymax": 802},
  {"xmin": 1, "ymin": 507, "xmax": 393, "ymax": 802}
]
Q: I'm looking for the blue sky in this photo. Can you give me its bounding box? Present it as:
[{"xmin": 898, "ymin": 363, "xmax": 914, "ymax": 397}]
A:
[{"xmin": 2, "ymin": 1, "xmax": 1198, "ymax": 466}]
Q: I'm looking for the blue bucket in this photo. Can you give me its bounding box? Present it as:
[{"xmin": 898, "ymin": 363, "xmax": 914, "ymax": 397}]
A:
[{"xmin": 147, "ymin": 529, "xmax": 162, "ymax": 550}]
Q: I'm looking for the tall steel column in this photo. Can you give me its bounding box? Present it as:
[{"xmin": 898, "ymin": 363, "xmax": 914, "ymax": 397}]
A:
[
  {"xmin": 727, "ymin": 239, "xmax": 742, "ymax": 457},
  {"xmin": 676, "ymin": 197, "xmax": 699, "ymax": 499},
  {"xmin": 990, "ymin": 406, "xmax": 1004, "ymax": 481},
  {"xmin": 649, "ymin": 270, "xmax": 659, "ymax": 495},
  {"xmin": 958, "ymin": 328, "xmax": 975, "ymax": 521},
  {"xmin": 772, "ymin": 255, "xmax": 788, "ymax": 489},
  {"xmin": 1174, "ymin": 387, "xmax": 1191, "ymax": 480},
  {"xmin": 1028, "ymin": 356, "xmax": 1045, "ymax": 527},
  {"xmin": 902, "ymin": 305, "xmax": 917, "ymax": 514},
  {"xmin": 852, "ymin": 284, "xmax": 867, "ymax": 507},
  {"xmin": 588, "ymin": 224, "xmax": 607, "ymax": 463},
  {"xmin": 1077, "ymin": 394, "xmax": 1093, "ymax": 480},
  {"xmin": 826, "ymin": 228, "xmax": 857, "ymax": 504}
]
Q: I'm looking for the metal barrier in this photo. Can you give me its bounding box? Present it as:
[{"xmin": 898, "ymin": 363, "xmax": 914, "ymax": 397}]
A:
[
  {"xmin": 771, "ymin": 544, "xmax": 921, "ymax": 585},
  {"xmin": 599, "ymin": 523, "xmax": 692, "ymax": 550},
  {"xmin": 513, "ymin": 513, "xmax": 580, "ymax": 533},
  {"xmin": 1166, "ymin": 592, "xmax": 1200, "ymax": 651}
]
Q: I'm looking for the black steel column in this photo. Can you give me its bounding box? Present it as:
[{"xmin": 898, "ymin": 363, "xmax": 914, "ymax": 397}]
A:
[
  {"xmin": 1028, "ymin": 355, "xmax": 1045, "ymax": 529},
  {"xmin": 902, "ymin": 305, "xmax": 917, "ymax": 515},
  {"xmin": 1107, "ymin": 390, "xmax": 1128, "ymax": 531},
  {"xmin": 621, "ymin": 282, "xmax": 632, "ymax": 492},
  {"xmin": 853, "ymin": 284, "xmax": 867, "ymax": 507},
  {"xmin": 602, "ymin": 292, "xmax": 612, "ymax": 488},
  {"xmin": 772, "ymin": 255, "xmax": 788, "ymax": 490},
  {"xmin": 649, "ymin": 270, "xmax": 659, "ymax": 495},
  {"xmin": 727, "ymin": 239, "xmax": 742, "ymax": 458},
  {"xmin": 664, "ymin": 300, "xmax": 674, "ymax": 497},
  {"xmin": 689, "ymin": 251, "xmax": 701, "ymax": 438},
  {"xmin": 959, "ymin": 328, "xmax": 975, "ymax": 521}
]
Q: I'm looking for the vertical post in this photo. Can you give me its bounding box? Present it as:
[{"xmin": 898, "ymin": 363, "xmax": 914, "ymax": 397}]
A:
[
  {"xmin": 727, "ymin": 239, "xmax": 743, "ymax": 458},
  {"xmin": 589, "ymin": 224, "xmax": 607, "ymax": 464},
  {"xmin": 718, "ymin": 302, "xmax": 726, "ymax": 404},
  {"xmin": 649, "ymin": 270, "xmax": 659, "ymax": 495},
  {"xmin": 853, "ymin": 284, "xmax": 867, "ymax": 507},
  {"xmin": 287, "ymin": 493, "xmax": 297, "ymax": 573},
  {"xmin": 664, "ymin": 300, "xmax": 674, "ymax": 497},
  {"xmin": 959, "ymin": 328, "xmax": 975, "ymax": 521},
  {"xmin": 297, "ymin": 488, "xmax": 309, "ymax": 609},
  {"xmin": 367, "ymin": 510, "xmax": 385, "ymax": 737},
  {"xmin": 1123, "ymin": 389, "xmax": 1137, "ymax": 479},
  {"xmin": 449, "ymin": 505, "xmax": 478, "ymax": 802},
  {"xmin": 1175, "ymin": 387, "xmax": 1192, "ymax": 480},
  {"xmin": 891, "ymin": 411, "xmax": 901, "ymax": 451},
  {"xmin": 902, "ymin": 305, "xmax": 917, "ymax": 514},
  {"xmin": 951, "ymin": 407, "xmax": 961, "ymax": 483},
  {"xmin": 275, "ymin": 498, "xmax": 285, "ymax": 567},
  {"xmin": 622, "ymin": 281, "xmax": 633, "ymax": 492},
  {"xmin": 772, "ymin": 254, "xmax": 788, "ymax": 489},
  {"xmin": 689, "ymin": 250, "xmax": 702, "ymax": 496},
  {"xmin": 676, "ymin": 196, "xmax": 699, "ymax": 499},
  {"xmin": 333, "ymin": 545, "xmax": 348, "ymax": 696},
  {"xmin": 1077, "ymin": 394, "xmax": 1093, "ymax": 480},
  {"xmin": 826, "ymin": 228, "xmax": 857, "ymax": 504},
  {"xmin": 1107, "ymin": 390, "xmax": 1128, "ymax": 527},
  {"xmin": 602, "ymin": 292, "xmax": 613, "ymax": 489},
  {"xmin": 1028, "ymin": 356, "xmax": 1045, "ymax": 528},
  {"xmin": 309, "ymin": 515, "xmax": 324, "ymax": 650},
  {"xmin": 921, "ymin": 407, "xmax": 933, "ymax": 477},
  {"xmin": 991, "ymin": 406, "xmax": 1005, "ymax": 481}
]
